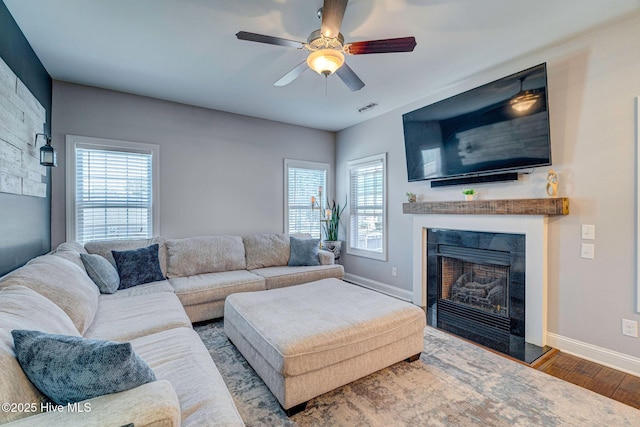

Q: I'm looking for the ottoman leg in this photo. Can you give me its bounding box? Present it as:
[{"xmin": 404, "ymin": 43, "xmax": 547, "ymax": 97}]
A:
[
  {"xmin": 284, "ymin": 401, "xmax": 308, "ymax": 417},
  {"xmin": 406, "ymin": 353, "xmax": 421, "ymax": 363}
]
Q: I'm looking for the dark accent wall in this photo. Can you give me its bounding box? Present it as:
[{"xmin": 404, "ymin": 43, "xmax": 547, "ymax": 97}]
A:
[{"xmin": 0, "ymin": 1, "xmax": 52, "ymax": 276}]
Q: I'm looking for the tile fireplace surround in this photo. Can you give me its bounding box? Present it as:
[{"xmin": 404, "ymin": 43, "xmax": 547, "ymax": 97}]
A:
[{"xmin": 404, "ymin": 198, "xmax": 569, "ymax": 353}]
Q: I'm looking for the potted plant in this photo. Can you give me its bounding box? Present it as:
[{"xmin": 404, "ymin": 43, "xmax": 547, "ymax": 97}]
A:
[
  {"xmin": 462, "ymin": 188, "xmax": 477, "ymax": 201},
  {"xmin": 406, "ymin": 192, "xmax": 416, "ymax": 203},
  {"xmin": 322, "ymin": 198, "xmax": 347, "ymax": 261}
]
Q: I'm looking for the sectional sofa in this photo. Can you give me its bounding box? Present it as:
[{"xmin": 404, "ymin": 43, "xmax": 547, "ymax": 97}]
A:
[{"xmin": 0, "ymin": 233, "xmax": 344, "ymax": 426}]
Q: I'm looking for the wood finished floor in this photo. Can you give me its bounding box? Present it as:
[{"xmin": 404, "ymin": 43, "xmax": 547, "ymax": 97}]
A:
[{"xmin": 537, "ymin": 352, "xmax": 640, "ymax": 410}]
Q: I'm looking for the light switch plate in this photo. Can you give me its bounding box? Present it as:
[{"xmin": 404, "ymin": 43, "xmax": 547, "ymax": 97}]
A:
[
  {"xmin": 581, "ymin": 243, "xmax": 595, "ymax": 259},
  {"xmin": 581, "ymin": 224, "xmax": 596, "ymax": 240}
]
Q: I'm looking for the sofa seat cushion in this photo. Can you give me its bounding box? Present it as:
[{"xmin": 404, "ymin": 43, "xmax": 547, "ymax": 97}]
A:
[
  {"xmin": 85, "ymin": 237, "xmax": 168, "ymax": 277},
  {"xmin": 168, "ymin": 270, "xmax": 265, "ymax": 307},
  {"xmin": 166, "ymin": 235, "xmax": 247, "ymax": 278},
  {"xmin": 0, "ymin": 285, "xmax": 81, "ymax": 424},
  {"xmin": 98, "ymin": 279, "xmax": 174, "ymax": 300},
  {"xmin": 224, "ymin": 279, "xmax": 426, "ymax": 377},
  {"xmin": 0, "ymin": 255, "xmax": 99, "ymax": 335},
  {"xmin": 250, "ymin": 264, "xmax": 344, "ymax": 290},
  {"xmin": 131, "ymin": 327, "xmax": 244, "ymax": 427},
  {"xmin": 84, "ymin": 292, "xmax": 191, "ymax": 342},
  {"xmin": 243, "ymin": 233, "xmax": 290, "ymax": 270}
]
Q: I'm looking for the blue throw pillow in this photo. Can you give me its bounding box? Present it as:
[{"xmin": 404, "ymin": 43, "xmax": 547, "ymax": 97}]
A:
[
  {"xmin": 288, "ymin": 237, "xmax": 321, "ymax": 266},
  {"xmin": 112, "ymin": 244, "xmax": 165, "ymax": 290},
  {"xmin": 11, "ymin": 330, "xmax": 156, "ymax": 405},
  {"xmin": 80, "ymin": 253, "xmax": 120, "ymax": 294}
]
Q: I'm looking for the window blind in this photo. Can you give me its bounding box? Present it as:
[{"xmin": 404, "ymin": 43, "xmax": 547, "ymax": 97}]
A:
[
  {"xmin": 287, "ymin": 166, "xmax": 326, "ymax": 239},
  {"xmin": 75, "ymin": 146, "xmax": 153, "ymax": 243},
  {"xmin": 349, "ymin": 157, "xmax": 385, "ymax": 253}
]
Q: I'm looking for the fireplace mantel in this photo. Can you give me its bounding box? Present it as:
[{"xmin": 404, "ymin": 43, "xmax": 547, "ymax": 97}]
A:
[{"xmin": 403, "ymin": 198, "xmax": 569, "ymax": 216}]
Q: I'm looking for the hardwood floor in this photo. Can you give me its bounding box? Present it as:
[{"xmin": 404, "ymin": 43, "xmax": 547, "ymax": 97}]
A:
[{"xmin": 537, "ymin": 352, "xmax": 640, "ymax": 410}]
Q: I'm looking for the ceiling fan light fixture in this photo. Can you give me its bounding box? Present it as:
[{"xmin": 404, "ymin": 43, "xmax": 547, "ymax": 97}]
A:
[{"xmin": 307, "ymin": 49, "xmax": 344, "ymax": 76}]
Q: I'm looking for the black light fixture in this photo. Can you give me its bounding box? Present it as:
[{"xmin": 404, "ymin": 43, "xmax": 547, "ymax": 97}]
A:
[{"xmin": 35, "ymin": 133, "xmax": 57, "ymax": 167}]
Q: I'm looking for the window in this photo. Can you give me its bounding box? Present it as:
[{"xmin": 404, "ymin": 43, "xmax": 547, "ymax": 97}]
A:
[
  {"xmin": 284, "ymin": 159, "xmax": 329, "ymax": 239},
  {"xmin": 66, "ymin": 135, "xmax": 159, "ymax": 243},
  {"xmin": 347, "ymin": 153, "xmax": 387, "ymax": 260}
]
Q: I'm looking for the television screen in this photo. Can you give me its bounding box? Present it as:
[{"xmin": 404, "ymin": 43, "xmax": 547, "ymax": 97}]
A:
[{"xmin": 403, "ymin": 63, "xmax": 551, "ymax": 182}]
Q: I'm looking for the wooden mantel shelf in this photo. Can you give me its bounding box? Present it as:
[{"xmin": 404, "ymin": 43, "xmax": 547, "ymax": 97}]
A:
[{"xmin": 402, "ymin": 198, "xmax": 569, "ymax": 216}]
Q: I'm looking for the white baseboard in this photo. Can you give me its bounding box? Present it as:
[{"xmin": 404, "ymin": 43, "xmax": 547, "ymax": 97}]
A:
[
  {"xmin": 343, "ymin": 273, "xmax": 413, "ymax": 302},
  {"xmin": 546, "ymin": 332, "xmax": 640, "ymax": 376}
]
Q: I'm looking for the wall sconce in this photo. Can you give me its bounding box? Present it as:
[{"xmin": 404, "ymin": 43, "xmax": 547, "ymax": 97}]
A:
[{"xmin": 35, "ymin": 133, "xmax": 57, "ymax": 167}]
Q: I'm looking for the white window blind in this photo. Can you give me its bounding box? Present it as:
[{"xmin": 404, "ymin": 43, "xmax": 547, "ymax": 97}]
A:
[
  {"xmin": 347, "ymin": 153, "xmax": 387, "ymax": 260},
  {"xmin": 66, "ymin": 135, "xmax": 159, "ymax": 244},
  {"xmin": 284, "ymin": 160, "xmax": 328, "ymax": 239}
]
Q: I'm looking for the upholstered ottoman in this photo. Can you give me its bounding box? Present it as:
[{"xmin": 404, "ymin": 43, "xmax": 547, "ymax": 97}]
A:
[{"xmin": 224, "ymin": 278, "xmax": 426, "ymax": 414}]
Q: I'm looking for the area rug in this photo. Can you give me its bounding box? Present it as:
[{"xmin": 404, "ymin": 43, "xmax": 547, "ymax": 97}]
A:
[{"xmin": 194, "ymin": 320, "xmax": 640, "ymax": 426}]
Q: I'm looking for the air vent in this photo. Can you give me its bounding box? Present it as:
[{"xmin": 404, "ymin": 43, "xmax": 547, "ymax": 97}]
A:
[{"xmin": 357, "ymin": 102, "xmax": 378, "ymax": 113}]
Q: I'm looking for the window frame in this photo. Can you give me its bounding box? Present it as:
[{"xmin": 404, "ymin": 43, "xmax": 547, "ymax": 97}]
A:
[
  {"xmin": 346, "ymin": 152, "xmax": 387, "ymax": 261},
  {"xmin": 283, "ymin": 159, "xmax": 330, "ymax": 238},
  {"xmin": 65, "ymin": 135, "xmax": 160, "ymax": 243}
]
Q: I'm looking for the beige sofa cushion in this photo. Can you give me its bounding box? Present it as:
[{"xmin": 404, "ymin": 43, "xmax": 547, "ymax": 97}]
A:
[
  {"xmin": 84, "ymin": 237, "xmax": 168, "ymax": 276},
  {"xmin": 51, "ymin": 241, "xmax": 88, "ymax": 270},
  {"xmin": 131, "ymin": 327, "xmax": 245, "ymax": 427},
  {"xmin": 168, "ymin": 270, "xmax": 265, "ymax": 307},
  {"xmin": 0, "ymin": 255, "xmax": 99, "ymax": 334},
  {"xmin": 243, "ymin": 233, "xmax": 290, "ymax": 270},
  {"xmin": 99, "ymin": 279, "xmax": 174, "ymax": 300},
  {"xmin": 85, "ymin": 292, "xmax": 191, "ymax": 342},
  {"xmin": 0, "ymin": 285, "xmax": 81, "ymax": 424},
  {"xmin": 250, "ymin": 264, "xmax": 345, "ymax": 290},
  {"xmin": 166, "ymin": 236, "xmax": 246, "ymax": 278}
]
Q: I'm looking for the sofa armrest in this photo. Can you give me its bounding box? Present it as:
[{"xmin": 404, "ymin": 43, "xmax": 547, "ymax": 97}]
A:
[
  {"xmin": 318, "ymin": 250, "xmax": 335, "ymax": 265},
  {"xmin": 4, "ymin": 380, "xmax": 180, "ymax": 427}
]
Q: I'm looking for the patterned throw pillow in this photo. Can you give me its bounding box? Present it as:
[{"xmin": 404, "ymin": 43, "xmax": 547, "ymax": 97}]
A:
[
  {"xmin": 80, "ymin": 253, "xmax": 120, "ymax": 294},
  {"xmin": 112, "ymin": 244, "xmax": 165, "ymax": 289},
  {"xmin": 288, "ymin": 237, "xmax": 321, "ymax": 266},
  {"xmin": 12, "ymin": 330, "xmax": 156, "ymax": 405}
]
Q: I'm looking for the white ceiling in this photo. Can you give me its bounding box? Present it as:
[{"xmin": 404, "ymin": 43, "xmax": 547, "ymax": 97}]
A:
[{"xmin": 5, "ymin": 0, "xmax": 640, "ymax": 132}]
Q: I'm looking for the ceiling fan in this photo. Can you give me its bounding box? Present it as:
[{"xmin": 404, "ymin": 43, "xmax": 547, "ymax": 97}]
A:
[{"xmin": 236, "ymin": 0, "xmax": 417, "ymax": 91}]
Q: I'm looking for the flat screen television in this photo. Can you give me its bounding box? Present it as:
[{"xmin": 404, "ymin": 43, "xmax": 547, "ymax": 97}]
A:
[{"xmin": 403, "ymin": 63, "xmax": 551, "ymax": 182}]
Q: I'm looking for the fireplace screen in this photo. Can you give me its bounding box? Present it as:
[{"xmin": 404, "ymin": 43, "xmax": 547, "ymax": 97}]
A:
[{"xmin": 440, "ymin": 256, "xmax": 509, "ymax": 317}]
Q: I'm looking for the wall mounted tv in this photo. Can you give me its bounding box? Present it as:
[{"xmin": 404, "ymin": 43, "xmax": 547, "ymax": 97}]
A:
[{"xmin": 403, "ymin": 63, "xmax": 551, "ymax": 184}]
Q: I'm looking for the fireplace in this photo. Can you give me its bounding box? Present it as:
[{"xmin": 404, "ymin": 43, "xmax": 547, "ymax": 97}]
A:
[{"xmin": 427, "ymin": 228, "xmax": 547, "ymax": 363}]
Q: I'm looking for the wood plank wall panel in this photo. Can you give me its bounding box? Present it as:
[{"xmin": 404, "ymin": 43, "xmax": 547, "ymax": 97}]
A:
[{"xmin": 0, "ymin": 56, "xmax": 46, "ymax": 198}]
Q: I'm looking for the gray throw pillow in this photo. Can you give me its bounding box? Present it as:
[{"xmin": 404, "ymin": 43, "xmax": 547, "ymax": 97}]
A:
[
  {"xmin": 112, "ymin": 244, "xmax": 165, "ymax": 290},
  {"xmin": 11, "ymin": 330, "xmax": 156, "ymax": 405},
  {"xmin": 288, "ymin": 237, "xmax": 321, "ymax": 266},
  {"xmin": 80, "ymin": 253, "xmax": 120, "ymax": 294}
]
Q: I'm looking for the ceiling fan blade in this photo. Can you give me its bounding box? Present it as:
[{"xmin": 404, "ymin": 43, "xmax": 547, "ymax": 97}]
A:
[
  {"xmin": 274, "ymin": 61, "xmax": 309, "ymax": 86},
  {"xmin": 321, "ymin": 0, "xmax": 348, "ymax": 38},
  {"xmin": 335, "ymin": 63, "xmax": 364, "ymax": 91},
  {"xmin": 346, "ymin": 37, "xmax": 417, "ymax": 55},
  {"xmin": 236, "ymin": 31, "xmax": 304, "ymax": 49}
]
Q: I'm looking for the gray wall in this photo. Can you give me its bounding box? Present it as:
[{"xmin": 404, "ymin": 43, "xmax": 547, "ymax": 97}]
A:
[
  {"xmin": 0, "ymin": 1, "xmax": 52, "ymax": 276},
  {"xmin": 51, "ymin": 82, "xmax": 335, "ymax": 246},
  {"xmin": 336, "ymin": 15, "xmax": 640, "ymax": 364}
]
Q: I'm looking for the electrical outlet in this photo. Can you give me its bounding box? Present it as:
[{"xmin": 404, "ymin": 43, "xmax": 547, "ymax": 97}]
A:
[
  {"xmin": 622, "ymin": 319, "xmax": 638, "ymax": 338},
  {"xmin": 580, "ymin": 243, "xmax": 595, "ymax": 259},
  {"xmin": 391, "ymin": 267, "xmax": 397, "ymax": 277}
]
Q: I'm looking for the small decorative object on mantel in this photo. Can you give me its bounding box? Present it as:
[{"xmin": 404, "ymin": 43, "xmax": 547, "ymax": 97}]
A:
[
  {"xmin": 546, "ymin": 170, "xmax": 558, "ymax": 197},
  {"xmin": 406, "ymin": 192, "xmax": 416, "ymax": 203},
  {"xmin": 462, "ymin": 188, "xmax": 476, "ymax": 201}
]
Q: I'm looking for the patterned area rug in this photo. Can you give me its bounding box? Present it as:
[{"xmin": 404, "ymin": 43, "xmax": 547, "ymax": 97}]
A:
[{"xmin": 194, "ymin": 320, "xmax": 640, "ymax": 426}]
